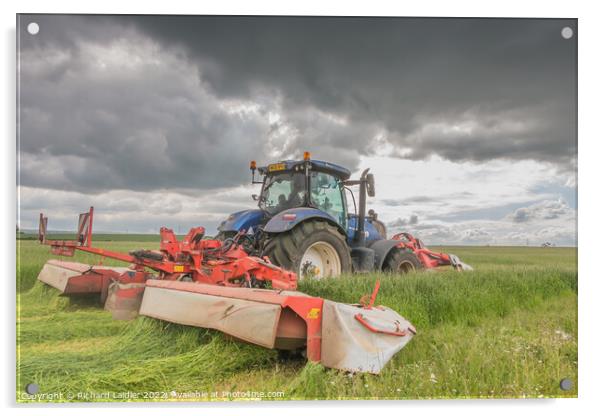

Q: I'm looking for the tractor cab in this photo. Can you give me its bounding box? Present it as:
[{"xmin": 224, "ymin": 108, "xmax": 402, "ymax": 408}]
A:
[{"xmin": 253, "ymin": 155, "xmax": 351, "ymax": 229}]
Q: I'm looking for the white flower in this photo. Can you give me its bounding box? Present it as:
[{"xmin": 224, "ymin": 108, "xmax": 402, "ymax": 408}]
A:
[{"xmin": 555, "ymin": 329, "xmax": 572, "ymax": 341}]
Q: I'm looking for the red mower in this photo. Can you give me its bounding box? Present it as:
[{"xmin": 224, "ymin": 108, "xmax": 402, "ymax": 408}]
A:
[{"xmin": 36, "ymin": 207, "xmax": 415, "ymax": 373}]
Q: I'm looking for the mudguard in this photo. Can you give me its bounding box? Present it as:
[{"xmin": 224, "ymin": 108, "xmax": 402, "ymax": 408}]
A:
[
  {"xmin": 217, "ymin": 209, "xmax": 265, "ymax": 233},
  {"xmin": 369, "ymin": 239, "xmax": 404, "ymax": 270},
  {"xmin": 263, "ymin": 207, "xmax": 346, "ymax": 235}
]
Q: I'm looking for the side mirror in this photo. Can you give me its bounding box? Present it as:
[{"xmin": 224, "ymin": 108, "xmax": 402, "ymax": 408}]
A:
[{"xmin": 366, "ymin": 173, "xmax": 375, "ymax": 197}]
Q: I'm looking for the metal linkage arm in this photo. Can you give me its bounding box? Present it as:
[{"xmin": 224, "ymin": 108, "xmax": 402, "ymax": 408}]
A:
[{"xmin": 39, "ymin": 207, "xmax": 94, "ymax": 256}]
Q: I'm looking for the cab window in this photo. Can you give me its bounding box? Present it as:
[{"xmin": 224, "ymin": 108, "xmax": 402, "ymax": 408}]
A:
[
  {"xmin": 310, "ymin": 172, "xmax": 346, "ymax": 226},
  {"xmin": 260, "ymin": 172, "xmax": 307, "ymax": 214}
]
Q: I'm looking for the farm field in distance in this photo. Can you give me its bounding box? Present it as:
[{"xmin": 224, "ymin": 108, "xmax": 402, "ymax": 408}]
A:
[{"xmin": 16, "ymin": 238, "xmax": 577, "ymax": 402}]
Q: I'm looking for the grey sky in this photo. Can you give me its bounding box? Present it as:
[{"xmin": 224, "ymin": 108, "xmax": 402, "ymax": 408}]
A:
[{"xmin": 17, "ymin": 15, "xmax": 577, "ymax": 245}]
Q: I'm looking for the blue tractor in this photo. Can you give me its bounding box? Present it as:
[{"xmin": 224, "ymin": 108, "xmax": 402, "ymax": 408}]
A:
[{"xmin": 216, "ymin": 152, "xmax": 426, "ymax": 279}]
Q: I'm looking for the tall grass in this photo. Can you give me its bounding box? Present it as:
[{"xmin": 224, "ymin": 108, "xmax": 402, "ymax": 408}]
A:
[
  {"xmin": 16, "ymin": 240, "xmax": 577, "ymax": 401},
  {"xmin": 300, "ymin": 266, "xmax": 576, "ymax": 329}
]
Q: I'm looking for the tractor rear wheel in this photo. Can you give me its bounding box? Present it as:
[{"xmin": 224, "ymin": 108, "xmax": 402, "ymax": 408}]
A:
[
  {"xmin": 263, "ymin": 220, "xmax": 352, "ymax": 279},
  {"xmin": 383, "ymin": 248, "xmax": 423, "ymax": 273}
]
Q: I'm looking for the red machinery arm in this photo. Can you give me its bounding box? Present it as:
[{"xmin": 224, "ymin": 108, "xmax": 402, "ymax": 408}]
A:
[
  {"xmin": 391, "ymin": 232, "xmax": 473, "ymax": 271},
  {"xmin": 39, "ymin": 207, "xmax": 94, "ymax": 248},
  {"xmin": 38, "ymin": 207, "xmax": 191, "ymax": 275},
  {"xmin": 38, "ymin": 207, "xmax": 298, "ymax": 289}
]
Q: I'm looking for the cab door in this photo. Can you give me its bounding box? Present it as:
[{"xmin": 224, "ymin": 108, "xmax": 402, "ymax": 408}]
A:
[{"xmin": 309, "ymin": 171, "xmax": 347, "ymax": 229}]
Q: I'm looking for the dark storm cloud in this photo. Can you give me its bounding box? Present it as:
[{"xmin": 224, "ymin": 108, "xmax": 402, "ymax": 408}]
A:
[
  {"xmin": 132, "ymin": 16, "xmax": 576, "ymax": 165},
  {"xmin": 19, "ymin": 15, "xmax": 274, "ymax": 192},
  {"xmin": 18, "ymin": 15, "xmax": 576, "ymax": 194}
]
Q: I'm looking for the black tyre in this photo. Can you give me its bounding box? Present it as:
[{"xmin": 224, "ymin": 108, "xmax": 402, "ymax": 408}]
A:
[
  {"xmin": 383, "ymin": 248, "xmax": 423, "ymax": 273},
  {"xmin": 262, "ymin": 220, "xmax": 352, "ymax": 279}
]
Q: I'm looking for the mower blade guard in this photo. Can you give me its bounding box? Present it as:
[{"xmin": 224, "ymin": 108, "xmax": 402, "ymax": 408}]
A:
[
  {"xmin": 448, "ymin": 254, "xmax": 474, "ymax": 271},
  {"xmin": 138, "ymin": 280, "xmax": 415, "ymax": 374},
  {"xmin": 104, "ymin": 281, "xmax": 147, "ymax": 320},
  {"xmin": 139, "ymin": 281, "xmax": 305, "ymax": 350},
  {"xmin": 37, "ymin": 259, "xmax": 129, "ymax": 296},
  {"xmin": 320, "ymin": 301, "xmax": 415, "ymax": 374}
]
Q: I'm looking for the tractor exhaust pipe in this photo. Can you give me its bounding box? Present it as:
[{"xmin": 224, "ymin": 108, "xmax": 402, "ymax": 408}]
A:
[
  {"xmin": 355, "ymin": 168, "xmax": 372, "ymax": 246},
  {"xmin": 345, "ymin": 168, "xmax": 374, "ymax": 247}
]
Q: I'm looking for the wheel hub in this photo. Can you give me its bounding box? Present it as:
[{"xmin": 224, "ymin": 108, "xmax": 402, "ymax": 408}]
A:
[
  {"xmin": 299, "ymin": 241, "xmax": 342, "ymax": 279},
  {"xmin": 398, "ymin": 260, "xmax": 415, "ymax": 273},
  {"xmin": 301, "ymin": 261, "xmax": 321, "ymax": 279}
]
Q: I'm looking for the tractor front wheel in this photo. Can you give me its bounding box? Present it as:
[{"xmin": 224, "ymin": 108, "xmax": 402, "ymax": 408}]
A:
[
  {"xmin": 263, "ymin": 220, "xmax": 352, "ymax": 279},
  {"xmin": 383, "ymin": 248, "xmax": 423, "ymax": 274}
]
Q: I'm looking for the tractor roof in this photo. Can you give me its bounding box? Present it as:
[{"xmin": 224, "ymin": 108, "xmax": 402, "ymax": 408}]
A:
[{"xmin": 258, "ymin": 159, "xmax": 351, "ymax": 180}]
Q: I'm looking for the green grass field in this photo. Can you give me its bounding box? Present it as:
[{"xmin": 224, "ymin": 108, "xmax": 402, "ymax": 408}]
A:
[{"xmin": 16, "ymin": 239, "xmax": 577, "ymax": 402}]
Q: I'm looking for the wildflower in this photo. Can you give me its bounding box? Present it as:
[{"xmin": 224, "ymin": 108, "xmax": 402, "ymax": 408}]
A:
[{"xmin": 555, "ymin": 329, "xmax": 572, "ymax": 341}]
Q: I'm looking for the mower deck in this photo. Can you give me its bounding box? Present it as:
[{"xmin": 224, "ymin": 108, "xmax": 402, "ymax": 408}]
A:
[
  {"xmin": 139, "ymin": 279, "xmax": 415, "ymax": 373},
  {"xmin": 37, "ymin": 259, "xmax": 130, "ymax": 297}
]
